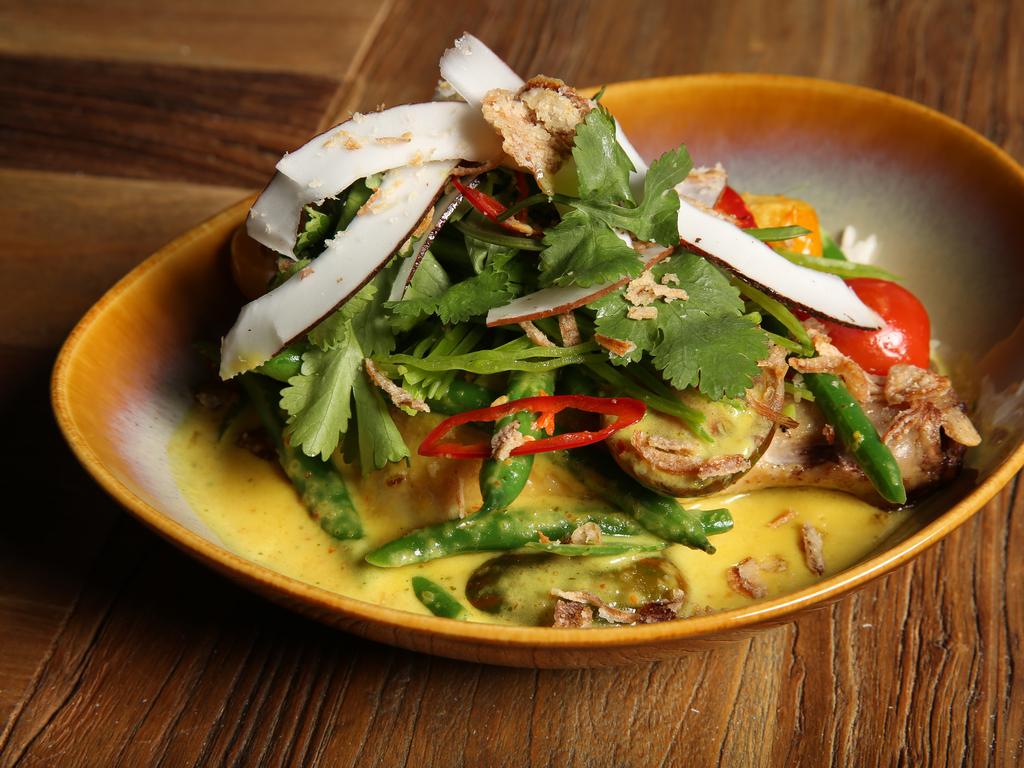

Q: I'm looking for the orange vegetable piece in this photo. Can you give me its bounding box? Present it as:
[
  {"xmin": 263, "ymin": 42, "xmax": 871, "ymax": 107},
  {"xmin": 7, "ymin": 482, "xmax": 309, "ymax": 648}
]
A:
[{"xmin": 742, "ymin": 194, "xmax": 823, "ymax": 257}]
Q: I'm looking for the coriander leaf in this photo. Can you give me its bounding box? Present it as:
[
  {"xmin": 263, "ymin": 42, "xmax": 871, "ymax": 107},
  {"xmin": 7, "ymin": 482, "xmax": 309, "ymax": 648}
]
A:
[
  {"xmin": 465, "ymin": 234, "xmax": 517, "ymax": 275},
  {"xmin": 307, "ymin": 283, "xmax": 376, "ymax": 350},
  {"xmin": 280, "ymin": 326, "xmax": 363, "ymax": 460},
  {"xmin": 580, "ymin": 144, "xmax": 692, "ymax": 245},
  {"xmin": 292, "ymin": 179, "xmax": 375, "ymax": 261},
  {"xmin": 638, "ymin": 144, "xmax": 692, "ymax": 244},
  {"xmin": 572, "ymin": 107, "xmax": 635, "ymax": 205},
  {"xmin": 388, "ymin": 239, "xmax": 522, "ymax": 324},
  {"xmin": 389, "ymin": 267, "xmax": 513, "ymax": 323},
  {"xmin": 389, "ymin": 252, "xmax": 451, "ymax": 333},
  {"xmin": 308, "ymin": 265, "xmax": 398, "ymax": 356},
  {"xmin": 538, "ymin": 117, "xmax": 692, "ymax": 288},
  {"xmin": 539, "ymin": 208, "xmax": 643, "ymax": 287},
  {"xmin": 589, "ymin": 252, "xmax": 767, "ymax": 398},
  {"xmin": 652, "ymin": 312, "xmax": 766, "ymax": 399},
  {"xmin": 294, "ymin": 200, "xmax": 342, "ymax": 259},
  {"xmin": 350, "ymin": 370, "xmax": 409, "ymax": 474},
  {"xmin": 351, "ymin": 270, "xmax": 398, "ymax": 357},
  {"xmin": 589, "ymin": 291, "xmax": 657, "ymax": 364}
]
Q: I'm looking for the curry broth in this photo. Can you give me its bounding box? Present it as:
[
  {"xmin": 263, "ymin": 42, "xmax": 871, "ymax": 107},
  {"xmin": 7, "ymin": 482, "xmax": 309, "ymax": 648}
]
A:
[{"xmin": 169, "ymin": 403, "xmax": 912, "ymax": 625}]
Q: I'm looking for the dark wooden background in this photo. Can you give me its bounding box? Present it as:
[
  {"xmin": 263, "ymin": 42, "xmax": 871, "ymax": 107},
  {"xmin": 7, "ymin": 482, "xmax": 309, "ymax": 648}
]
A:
[{"xmin": 2, "ymin": 1, "xmax": 1022, "ymax": 765}]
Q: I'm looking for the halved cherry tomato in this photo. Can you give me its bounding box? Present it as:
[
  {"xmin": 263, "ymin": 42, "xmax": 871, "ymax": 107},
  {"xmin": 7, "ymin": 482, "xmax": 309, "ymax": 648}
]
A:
[
  {"xmin": 714, "ymin": 185, "xmax": 757, "ymax": 228},
  {"xmin": 818, "ymin": 278, "xmax": 931, "ymax": 375},
  {"xmin": 418, "ymin": 395, "xmax": 646, "ymax": 459}
]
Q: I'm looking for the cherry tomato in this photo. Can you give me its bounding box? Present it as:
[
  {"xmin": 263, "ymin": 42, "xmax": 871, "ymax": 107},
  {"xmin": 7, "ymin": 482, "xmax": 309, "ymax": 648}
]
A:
[{"xmin": 820, "ymin": 278, "xmax": 931, "ymax": 375}]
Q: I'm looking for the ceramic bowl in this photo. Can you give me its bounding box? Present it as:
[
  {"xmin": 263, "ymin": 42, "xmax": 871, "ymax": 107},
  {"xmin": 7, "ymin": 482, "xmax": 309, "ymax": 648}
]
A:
[{"xmin": 52, "ymin": 74, "xmax": 1024, "ymax": 667}]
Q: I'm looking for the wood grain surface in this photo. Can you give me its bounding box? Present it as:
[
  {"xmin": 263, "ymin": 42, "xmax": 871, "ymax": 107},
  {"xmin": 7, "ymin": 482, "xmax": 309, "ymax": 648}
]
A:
[{"xmin": 2, "ymin": 1, "xmax": 1022, "ymax": 765}]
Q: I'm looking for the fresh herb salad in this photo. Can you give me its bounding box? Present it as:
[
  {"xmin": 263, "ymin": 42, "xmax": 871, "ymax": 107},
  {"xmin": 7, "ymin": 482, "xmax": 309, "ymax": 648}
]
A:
[{"xmin": 204, "ymin": 34, "xmax": 980, "ymax": 627}]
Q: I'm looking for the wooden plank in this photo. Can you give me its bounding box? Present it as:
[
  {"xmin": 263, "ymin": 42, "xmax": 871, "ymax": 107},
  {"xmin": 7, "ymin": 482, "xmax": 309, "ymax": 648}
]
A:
[
  {"xmin": 0, "ymin": 0, "xmax": 390, "ymax": 78},
  {"xmin": 342, "ymin": 0, "xmax": 1023, "ymax": 164},
  {"xmin": 0, "ymin": 54, "xmax": 339, "ymax": 186},
  {"xmin": 0, "ymin": 169, "xmax": 245, "ymax": 350}
]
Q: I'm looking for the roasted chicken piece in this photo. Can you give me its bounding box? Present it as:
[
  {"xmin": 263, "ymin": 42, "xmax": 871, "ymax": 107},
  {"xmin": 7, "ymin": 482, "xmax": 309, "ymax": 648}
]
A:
[{"xmin": 728, "ymin": 364, "xmax": 980, "ymax": 504}]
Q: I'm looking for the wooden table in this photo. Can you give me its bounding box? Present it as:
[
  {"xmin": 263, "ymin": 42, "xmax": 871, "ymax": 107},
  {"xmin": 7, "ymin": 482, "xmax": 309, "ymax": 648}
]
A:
[{"xmin": 2, "ymin": 2, "xmax": 1022, "ymax": 765}]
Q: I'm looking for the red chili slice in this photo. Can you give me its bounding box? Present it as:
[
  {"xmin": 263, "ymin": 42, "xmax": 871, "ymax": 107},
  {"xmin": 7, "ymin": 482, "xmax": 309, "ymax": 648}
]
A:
[
  {"xmin": 714, "ymin": 185, "xmax": 757, "ymax": 228},
  {"xmin": 418, "ymin": 395, "xmax": 647, "ymax": 459},
  {"xmin": 452, "ymin": 178, "xmax": 535, "ymax": 235}
]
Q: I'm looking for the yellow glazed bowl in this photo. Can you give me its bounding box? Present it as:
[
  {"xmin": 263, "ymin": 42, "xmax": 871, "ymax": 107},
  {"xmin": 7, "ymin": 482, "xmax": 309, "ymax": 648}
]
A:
[{"xmin": 52, "ymin": 75, "xmax": 1024, "ymax": 667}]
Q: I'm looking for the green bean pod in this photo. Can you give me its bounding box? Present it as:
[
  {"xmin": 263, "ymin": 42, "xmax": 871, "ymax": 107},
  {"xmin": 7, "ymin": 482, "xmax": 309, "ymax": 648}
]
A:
[
  {"xmin": 254, "ymin": 345, "xmax": 305, "ymax": 382},
  {"xmin": 477, "ymin": 370, "xmax": 556, "ymax": 514},
  {"xmin": 239, "ymin": 375, "xmax": 363, "ymax": 539},
  {"xmin": 411, "ymin": 576, "xmax": 467, "ymax": 619},
  {"xmin": 802, "ymin": 372, "xmax": 907, "ymax": 505},
  {"xmin": 518, "ymin": 539, "xmax": 665, "ymax": 556},
  {"xmin": 365, "ymin": 507, "xmax": 644, "ymax": 567},
  {"xmin": 426, "ymin": 378, "xmax": 494, "ymax": 415},
  {"xmin": 560, "ymin": 448, "xmax": 731, "ymax": 553}
]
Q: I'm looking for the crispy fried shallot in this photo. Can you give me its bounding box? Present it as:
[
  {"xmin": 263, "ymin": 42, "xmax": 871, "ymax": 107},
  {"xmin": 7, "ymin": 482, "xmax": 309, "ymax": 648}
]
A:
[
  {"xmin": 788, "ymin": 320, "xmax": 872, "ymax": 402},
  {"xmin": 553, "ymin": 599, "xmax": 594, "ymax": 628},
  {"xmin": 799, "ymin": 523, "xmax": 826, "ymax": 576},
  {"xmin": 363, "ymin": 360, "xmax": 430, "ymax": 413},
  {"xmin": 630, "ymin": 431, "xmax": 751, "ymax": 479},
  {"xmin": 481, "ymin": 76, "xmax": 593, "ymax": 193},
  {"xmin": 726, "ymin": 557, "xmax": 767, "ymax": 599},
  {"xmin": 557, "ymin": 311, "xmax": 582, "ymax": 346},
  {"xmin": 569, "ymin": 522, "xmax": 603, "ymax": 545},
  {"xmin": 519, "ymin": 319, "xmax": 556, "ymax": 347},
  {"xmin": 490, "ymin": 422, "xmax": 534, "ymax": 461}
]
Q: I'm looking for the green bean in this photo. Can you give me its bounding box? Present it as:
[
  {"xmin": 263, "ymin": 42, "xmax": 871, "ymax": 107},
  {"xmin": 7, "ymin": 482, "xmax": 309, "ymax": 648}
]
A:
[
  {"xmin": 697, "ymin": 508, "xmax": 735, "ymax": 537},
  {"xmin": 802, "ymin": 372, "xmax": 907, "ymax": 505},
  {"xmin": 745, "ymin": 225, "xmax": 811, "ymax": 241},
  {"xmin": 425, "ymin": 378, "xmax": 494, "ymax": 415},
  {"xmin": 518, "ymin": 539, "xmax": 665, "ymax": 556},
  {"xmin": 364, "ymin": 507, "xmax": 644, "ymax": 567},
  {"xmin": 735, "ymin": 279, "xmax": 814, "ymax": 355},
  {"xmin": 254, "ymin": 345, "xmax": 305, "ymax": 382},
  {"xmin": 560, "ymin": 448, "xmax": 731, "ymax": 553},
  {"xmin": 411, "ymin": 576, "xmax": 467, "ymax": 619},
  {"xmin": 777, "ymin": 249, "xmax": 902, "ymax": 282},
  {"xmin": 478, "ymin": 370, "xmax": 556, "ymax": 515},
  {"xmin": 239, "ymin": 375, "xmax": 363, "ymax": 539}
]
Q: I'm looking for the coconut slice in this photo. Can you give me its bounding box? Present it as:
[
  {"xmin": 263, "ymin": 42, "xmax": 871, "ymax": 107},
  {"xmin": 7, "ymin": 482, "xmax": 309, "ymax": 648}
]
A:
[
  {"xmin": 485, "ymin": 245, "xmax": 672, "ymax": 326},
  {"xmin": 220, "ymin": 161, "xmax": 456, "ymax": 379},
  {"xmin": 246, "ymin": 172, "xmax": 308, "ymax": 256},
  {"xmin": 677, "ymin": 199, "xmax": 884, "ymax": 329},
  {"xmin": 442, "ymin": 33, "xmax": 647, "ymax": 199},
  {"xmin": 248, "ymin": 102, "xmax": 499, "ymax": 257},
  {"xmin": 439, "ymin": 33, "xmax": 524, "ymax": 106}
]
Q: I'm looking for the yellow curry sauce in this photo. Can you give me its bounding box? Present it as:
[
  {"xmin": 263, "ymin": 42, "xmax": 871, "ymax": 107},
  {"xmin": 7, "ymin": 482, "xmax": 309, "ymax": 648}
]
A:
[{"xmin": 169, "ymin": 403, "xmax": 913, "ymax": 625}]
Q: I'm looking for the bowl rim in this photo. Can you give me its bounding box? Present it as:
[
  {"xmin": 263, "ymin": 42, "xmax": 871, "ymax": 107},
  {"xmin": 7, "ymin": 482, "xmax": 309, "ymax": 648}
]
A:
[{"xmin": 52, "ymin": 72, "xmax": 1024, "ymax": 652}]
